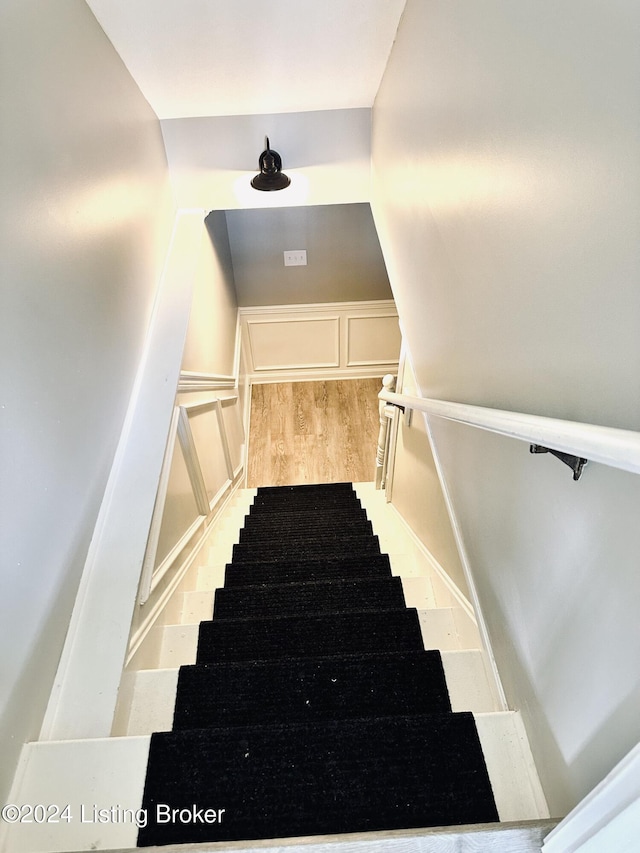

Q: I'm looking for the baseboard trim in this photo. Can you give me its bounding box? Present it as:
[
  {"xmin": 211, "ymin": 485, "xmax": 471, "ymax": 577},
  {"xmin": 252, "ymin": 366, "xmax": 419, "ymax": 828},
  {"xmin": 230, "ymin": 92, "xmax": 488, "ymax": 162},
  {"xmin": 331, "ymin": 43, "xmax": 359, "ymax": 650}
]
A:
[
  {"xmin": 247, "ymin": 366, "xmax": 399, "ymax": 384},
  {"xmin": 423, "ymin": 410, "xmax": 509, "ymax": 712},
  {"xmin": 385, "ymin": 501, "xmax": 476, "ymax": 624}
]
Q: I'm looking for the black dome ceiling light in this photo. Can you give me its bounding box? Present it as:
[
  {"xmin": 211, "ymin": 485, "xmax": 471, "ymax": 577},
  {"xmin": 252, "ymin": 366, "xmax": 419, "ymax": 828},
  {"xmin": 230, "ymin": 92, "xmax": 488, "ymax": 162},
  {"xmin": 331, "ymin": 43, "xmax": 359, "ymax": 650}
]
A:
[{"xmin": 250, "ymin": 136, "xmax": 291, "ymax": 191}]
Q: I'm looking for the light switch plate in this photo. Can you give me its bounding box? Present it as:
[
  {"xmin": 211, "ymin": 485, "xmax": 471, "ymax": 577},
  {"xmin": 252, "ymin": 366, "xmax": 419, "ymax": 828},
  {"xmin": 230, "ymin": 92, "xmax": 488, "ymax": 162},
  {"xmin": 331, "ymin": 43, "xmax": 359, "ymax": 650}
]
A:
[{"xmin": 284, "ymin": 250, "xmax": 307, "ymax": 266}]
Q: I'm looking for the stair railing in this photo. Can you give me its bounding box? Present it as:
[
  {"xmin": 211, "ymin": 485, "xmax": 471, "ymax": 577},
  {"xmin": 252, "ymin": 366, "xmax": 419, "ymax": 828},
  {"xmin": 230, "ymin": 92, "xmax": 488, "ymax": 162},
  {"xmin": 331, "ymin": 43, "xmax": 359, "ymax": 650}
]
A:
[
  {"xmin": 137, "ymin": 371, "xmax": 244, "ymax": 609},
  {"xmin": 377, "ymin": 389, "xmax": 640, "ymax": 477}
]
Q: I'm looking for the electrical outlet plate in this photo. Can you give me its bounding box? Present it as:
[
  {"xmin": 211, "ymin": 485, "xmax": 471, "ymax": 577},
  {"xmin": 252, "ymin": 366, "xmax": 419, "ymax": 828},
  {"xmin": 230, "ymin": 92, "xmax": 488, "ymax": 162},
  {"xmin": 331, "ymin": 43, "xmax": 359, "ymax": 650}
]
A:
[{"xmin": 284, "ymin": 250, "xmax": 307, "ymax": 266}]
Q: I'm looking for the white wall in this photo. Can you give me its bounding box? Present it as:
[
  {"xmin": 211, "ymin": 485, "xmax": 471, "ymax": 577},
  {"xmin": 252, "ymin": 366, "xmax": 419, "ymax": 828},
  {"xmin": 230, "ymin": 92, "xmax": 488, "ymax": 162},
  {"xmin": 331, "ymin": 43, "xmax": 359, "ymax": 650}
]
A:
[
  {"xmin": 0, "ymin": 0, "xmax": 175, "ymax": 801},
  {"xmin": 389, "ymin": 360, "xmax": 468, "ymax": 599},
  {"xmin": 161, "ymin": 108, "xmax": 372, "ymax": 210},
  {"xmin": 127, "ymin": 212, "xmax": 242, "ymax": 657},
  {"xmin": 181, "ymin": 211, "xmax": 238, "ymax": 374},
  {"xmin": 372, "ymin": 0, "xmax": 640, "ymax": 815}
]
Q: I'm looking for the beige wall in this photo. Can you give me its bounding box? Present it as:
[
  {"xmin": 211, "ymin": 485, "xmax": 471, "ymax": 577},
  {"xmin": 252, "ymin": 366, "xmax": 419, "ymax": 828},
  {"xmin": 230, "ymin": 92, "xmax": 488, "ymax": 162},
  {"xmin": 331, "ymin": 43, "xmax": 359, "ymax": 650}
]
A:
[
  {"xmin": 0, "ymin": 0, "xmax": 174, "ymax": 800},
  {"xmin": 372, "ymin": 0, "xmax": 640, "ymax": 815},
  {"xmin": 226, "ymin": 203, "xmax": 392, "ymax": 307}
]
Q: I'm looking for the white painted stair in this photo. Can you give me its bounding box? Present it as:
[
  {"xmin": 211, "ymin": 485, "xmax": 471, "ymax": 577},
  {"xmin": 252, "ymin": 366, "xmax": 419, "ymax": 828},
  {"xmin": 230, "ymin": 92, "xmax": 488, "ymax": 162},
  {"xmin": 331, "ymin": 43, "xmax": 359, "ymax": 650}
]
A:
[{"xmin": 2, "ymin": 484, "xmax": 552, "ymax": 853}]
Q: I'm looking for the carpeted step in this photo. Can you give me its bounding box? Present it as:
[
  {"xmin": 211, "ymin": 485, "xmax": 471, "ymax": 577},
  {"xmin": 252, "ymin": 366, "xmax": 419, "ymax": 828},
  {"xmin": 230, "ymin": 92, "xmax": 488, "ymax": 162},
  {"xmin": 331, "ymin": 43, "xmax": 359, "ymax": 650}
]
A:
[
  {"xmin": 223, "ymin": 554, "xmax": 394, "ymax": 588},
  {"xmin": 138, "ymin": 712, "xmax": 498, "ymax": 846},
  {"xmin": 196, "ymin": 608, "xmax": 424, "ymax": 663},
  {"xmin": 240, "ymin": 507, "xmax": 370, "ymax": 533},
  {"xmin": 249, "ymin": 497, "xmax": 364, "ymax": 516},
  {"xmin": 138, "ymin": 482, "xmax": 501, "ymax": 848},
  {"xmin": 212, "ymin": 576, "xmax": 405, "ymax": 619},
  {"xmin": 250, "ymin": 484, "xmax": 362, "ymax": 513},
  {"xmin": 238, "ymin": 518, "xmax": 374, "ymax": 544},
  {"xmin": 247, "ymin": 502, "xmax": 367, "ymax": 518},
  {"xmin": 244, "ymin": 506, "xmax": 369, "ymax": 524},
  {"xmin": 255, "ymin": 482, "xmax": 356, "ymax": 498},
  {"xmin": 172, "ymin": 650, "xmax": 451, "ymax": 730},
  {"xmin": 253, "ymin": 486, "xmax": 358, "ymax": 501},
  {"xmin": 231, "ymin": 533, "xmax": 381, "ymax": 563}
]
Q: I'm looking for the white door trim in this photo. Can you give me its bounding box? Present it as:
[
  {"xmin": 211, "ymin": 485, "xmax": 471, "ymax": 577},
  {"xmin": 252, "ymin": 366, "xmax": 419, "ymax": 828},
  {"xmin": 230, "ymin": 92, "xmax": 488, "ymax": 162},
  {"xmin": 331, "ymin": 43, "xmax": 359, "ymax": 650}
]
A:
[{"xmin": 542, "ymin": 743, "xmax": 640, "ymax": 853}]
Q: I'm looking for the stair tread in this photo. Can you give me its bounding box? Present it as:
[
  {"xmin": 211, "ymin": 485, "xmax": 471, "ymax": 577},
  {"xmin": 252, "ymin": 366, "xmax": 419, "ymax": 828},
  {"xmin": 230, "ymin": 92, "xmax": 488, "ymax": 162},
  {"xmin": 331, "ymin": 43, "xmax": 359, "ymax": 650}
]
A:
[
  {"xmin": 238, "ymin": 519, "xmax": 374, "ymax": 543},
  {"xmin": 231, "ymin": 533, "xmax": 382, "ymax": 562},
  {"xmin": 224, "ymin": 554, "xmax": 393, "ymax": 587},
  {"xmin": 246, "ymin": 504, "xmax": 368, "ymax": 520},
  {"xmin": 212, "ymin": 576, "xmax": 406, "ymax": 619},
  {"xmin": 139, "ymin": 712, "xmax": 498, "ymax": 846},
  {"xmin": 256, "ymin": 482, "xmax": 356, "ymax": 494},
  {"xmin": 196, "ymin": 608, "xmax": 424, "ymax": 663},
  {"xmin": 249, "ymin": 498, "xmax": 364, "ymax": 513},
  {"xmin": 251, "ymin": 492, "xmax": 362, "ymax": 510},
  {"xmin": 3, "ymin": 713, "xmax": 550, "ymax": 852},
  {"xmin": 173, "ymin": 650, "xmax": 451, "ymax": 729}
]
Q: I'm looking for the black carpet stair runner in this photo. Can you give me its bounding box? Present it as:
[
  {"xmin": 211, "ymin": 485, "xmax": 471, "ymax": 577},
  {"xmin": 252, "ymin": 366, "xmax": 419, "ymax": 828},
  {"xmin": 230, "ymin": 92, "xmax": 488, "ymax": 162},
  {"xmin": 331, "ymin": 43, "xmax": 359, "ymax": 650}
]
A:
[{"xmin": 138, "ymin": 483, "xmax": 499, "ymax": 847}]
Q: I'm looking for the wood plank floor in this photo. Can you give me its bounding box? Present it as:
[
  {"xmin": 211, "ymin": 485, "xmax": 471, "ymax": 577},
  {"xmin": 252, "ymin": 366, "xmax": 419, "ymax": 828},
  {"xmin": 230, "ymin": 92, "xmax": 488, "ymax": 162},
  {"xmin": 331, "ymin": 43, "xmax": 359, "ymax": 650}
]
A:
[{"xmin": 247, "ymin": 379, "xmax": 382, "ymax": 487}]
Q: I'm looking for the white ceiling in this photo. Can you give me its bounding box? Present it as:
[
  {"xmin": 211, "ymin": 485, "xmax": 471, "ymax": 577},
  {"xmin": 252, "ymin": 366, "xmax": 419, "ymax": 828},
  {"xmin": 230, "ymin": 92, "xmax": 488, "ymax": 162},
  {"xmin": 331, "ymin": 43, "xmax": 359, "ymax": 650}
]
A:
[{"xmin": 86, "ymin": 0, "xmax": 407, "ymax": 120}]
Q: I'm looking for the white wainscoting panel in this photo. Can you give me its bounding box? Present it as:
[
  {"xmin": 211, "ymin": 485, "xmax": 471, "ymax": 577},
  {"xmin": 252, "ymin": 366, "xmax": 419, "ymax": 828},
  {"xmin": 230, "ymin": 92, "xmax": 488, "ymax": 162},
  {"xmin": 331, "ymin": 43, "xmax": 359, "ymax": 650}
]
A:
[
  {"xmin": 347, "ymin": 314, "xmax": 402, "ymax": 366},
  {"xmin": 240, "ymin": 300, "xmax": 400, "ymax": 382},
  {"xmin": 247, "ymin": 317, "xmax": 340, "ymax": 371},
  {"xmin": 187, "ymin": 403, "xmax": 232, "ymax": 503}
]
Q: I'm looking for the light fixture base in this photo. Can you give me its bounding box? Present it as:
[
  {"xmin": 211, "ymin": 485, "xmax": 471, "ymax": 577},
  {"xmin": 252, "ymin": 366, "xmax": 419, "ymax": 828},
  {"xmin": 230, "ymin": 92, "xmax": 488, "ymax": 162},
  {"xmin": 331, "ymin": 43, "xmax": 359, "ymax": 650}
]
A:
[{"xmin": 251, "ymin": 137, "xmax": 291, "ymax": 192}]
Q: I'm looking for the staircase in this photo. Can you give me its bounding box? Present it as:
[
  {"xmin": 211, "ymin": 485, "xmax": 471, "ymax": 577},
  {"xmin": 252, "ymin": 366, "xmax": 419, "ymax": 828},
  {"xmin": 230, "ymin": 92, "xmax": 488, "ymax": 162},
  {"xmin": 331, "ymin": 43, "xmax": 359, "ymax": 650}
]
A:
[
  {"xmin": 140, "ymin": 481, "xmax": 499, "ymax": 845},
  {"xmin": 2, "ymin": 483, "xmax": 553, "ymax": 853}
]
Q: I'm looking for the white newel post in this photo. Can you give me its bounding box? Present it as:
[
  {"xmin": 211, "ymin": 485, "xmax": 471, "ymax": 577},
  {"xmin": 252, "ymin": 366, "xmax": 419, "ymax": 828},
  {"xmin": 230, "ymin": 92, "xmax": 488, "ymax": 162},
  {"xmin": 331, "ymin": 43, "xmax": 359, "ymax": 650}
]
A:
[{"xmin": 375, "ymin": 374, "xmax": 396, "ymax": 489}]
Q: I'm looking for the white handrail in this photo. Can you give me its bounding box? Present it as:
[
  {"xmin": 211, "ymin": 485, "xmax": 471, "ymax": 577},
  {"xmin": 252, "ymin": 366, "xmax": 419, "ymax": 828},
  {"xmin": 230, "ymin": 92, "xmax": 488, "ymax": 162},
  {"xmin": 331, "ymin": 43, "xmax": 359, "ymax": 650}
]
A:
[{"xmin": 379, "ymin": 390, "xmax": 640, "ymax": 476}]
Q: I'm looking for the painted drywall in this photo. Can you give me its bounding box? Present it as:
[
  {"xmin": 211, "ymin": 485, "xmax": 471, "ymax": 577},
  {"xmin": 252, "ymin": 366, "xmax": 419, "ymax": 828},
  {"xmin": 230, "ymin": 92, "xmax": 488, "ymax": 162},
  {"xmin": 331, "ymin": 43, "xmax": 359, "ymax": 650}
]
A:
[
  {"xmin": 161, "ymin": 109, "xmax": 372, "ymax": 209},
  {"xmin": 372, "ymin": 0, "xmax": 640, "ymax": 814},
  {"xmin": 226, "ymin": 203, "xmax": 392, "ymax": 306},
  {"xmin": 182, "ymin": 212, "xmax": 238, "ymax": 373},
  {"xmin": 128, "ymin": 216, "xmax": 242, "ymax": 653},
  {"xmin": 390, "ymin": 360, "xmax": 468, "ymax": 599},
  {"xmin": 0, "ymin": 0, "xmax": 174, "ymax": 800},
  {"xmin": 429, "ymin": 419, "xmax": 640, "ymax": 814},
  {"xmin": 85, "ymin": 0, "xmax": 407, "ymax": 119}
]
